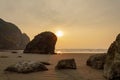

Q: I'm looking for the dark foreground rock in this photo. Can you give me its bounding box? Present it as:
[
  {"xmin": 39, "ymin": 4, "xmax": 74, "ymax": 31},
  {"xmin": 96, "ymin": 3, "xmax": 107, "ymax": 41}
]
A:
[
  {"xmin": 104, "ymin": 33, "xmax": 120, "ymax": 80},
  {"xmin": 5, "ymin": 61, "xmax": 48, "ymax": 73},
  {"xmin": 87, "ymin": 54, "xmax": 106, "ymax": 69},
  {"xmin": 24, "ymin": 31, "xmax": 57, "ymax": 54},
  {"xmin": 0, "ymin": 18, "xmax": 30, "ymax": 50},
  {"xmin": 55, "ymin": 59, "xmax": 77, "ymax": 69}
]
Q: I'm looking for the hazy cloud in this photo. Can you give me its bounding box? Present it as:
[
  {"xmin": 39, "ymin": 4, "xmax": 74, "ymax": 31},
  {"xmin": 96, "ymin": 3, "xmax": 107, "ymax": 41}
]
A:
[{"xmin": 0, "ymin": 0, "xmax": 120, "ymax": 27}]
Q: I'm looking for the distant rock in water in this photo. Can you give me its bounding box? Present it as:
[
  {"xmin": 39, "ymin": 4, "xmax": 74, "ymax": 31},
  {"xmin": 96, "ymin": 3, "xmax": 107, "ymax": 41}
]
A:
[
  {"xmin": 104, "ymin": 33, "xmax": 120, "ymax": 80},
  {"xmin": 86, "ymin": 54, "xmax": 106, "ymax": 69},
  {"xmin": 0, "ymin": 18, "xmax": 30, "ymax": 50},
  {"xmin": 24, "ymin": 31, "xmax": 57, "ymax": 54}
]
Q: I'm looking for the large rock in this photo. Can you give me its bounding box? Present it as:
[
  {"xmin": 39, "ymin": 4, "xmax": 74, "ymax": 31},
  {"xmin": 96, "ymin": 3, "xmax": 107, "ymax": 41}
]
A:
[
  {"xmin": 55, "ymin": 59, "xmax": 77, "ymax": 69},
  {"xmin": 104, "ymin": 33, "xmax": 120, "ymax": 80},
  {"xmin": 0, "ymin": 18, "xmax": 30, "ymax": 50},
  {"xmin": 20, "ymin": 33, "xmax": 30, "ymax": 49},
  {"xmin": 87, "ymin": 54, "xmax": 106, "ymax": 69},
  {"xmin": 24, "ymin": 31, "xmax": 57, "ymax": 54},
  {"xmin": 5, "ymin": 61, "xmax": 48, "ymax": 73}
]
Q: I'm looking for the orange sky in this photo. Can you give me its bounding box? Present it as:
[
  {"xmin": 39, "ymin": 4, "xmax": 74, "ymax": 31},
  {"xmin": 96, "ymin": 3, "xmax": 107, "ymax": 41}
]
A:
[{"xmin": 0, "ymin": 0, "xmax": 120, "ymax": 49}]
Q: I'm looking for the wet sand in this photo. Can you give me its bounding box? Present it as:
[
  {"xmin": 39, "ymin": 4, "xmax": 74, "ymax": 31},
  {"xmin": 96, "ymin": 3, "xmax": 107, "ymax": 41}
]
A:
[{"xmin": 0, "ymin": 51, "xmax": 106, "ymax": 80}]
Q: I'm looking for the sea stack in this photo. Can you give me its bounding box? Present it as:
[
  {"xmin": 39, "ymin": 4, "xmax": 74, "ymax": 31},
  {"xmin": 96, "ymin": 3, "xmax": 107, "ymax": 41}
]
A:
[
  {"xmin": 104, "ymin": 33, "xmax": 120, "ymax": 80},
  {"xmin": 24, "ymin": 31, "xmax": 57, "ymax": 54},
  {"xmin": 0, "ymin": 18, "xmax": 30, "ymax": 50}
]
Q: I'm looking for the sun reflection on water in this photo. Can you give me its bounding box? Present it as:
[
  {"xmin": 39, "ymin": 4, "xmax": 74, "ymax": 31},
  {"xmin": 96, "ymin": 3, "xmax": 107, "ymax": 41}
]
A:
[{"xmin": 56, "ymin": 51, "xmax": 62, "ymax": 54}]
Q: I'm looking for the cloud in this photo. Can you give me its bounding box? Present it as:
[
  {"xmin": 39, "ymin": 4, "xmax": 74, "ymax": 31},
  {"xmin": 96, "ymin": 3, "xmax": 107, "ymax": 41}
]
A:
[{"xmin": 0, "ymin": 0, "xmax": 120, "ymax": 28}]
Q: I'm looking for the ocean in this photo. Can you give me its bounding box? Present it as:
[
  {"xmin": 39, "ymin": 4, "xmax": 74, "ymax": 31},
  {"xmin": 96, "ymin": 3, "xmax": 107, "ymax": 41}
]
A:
[
  {"xmin": 55, "ymin": 49, "xmax": 107, "ymax": 54},
  {"xmin": 0, "ymin": 49, "xmax": 108, "ymax": 54}
]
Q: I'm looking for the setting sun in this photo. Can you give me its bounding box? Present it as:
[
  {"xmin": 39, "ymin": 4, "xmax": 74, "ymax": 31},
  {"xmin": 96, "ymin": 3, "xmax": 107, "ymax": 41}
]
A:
[{"xmin": 55, "ymin": 30, "xmax": 64, "ymax": 37}]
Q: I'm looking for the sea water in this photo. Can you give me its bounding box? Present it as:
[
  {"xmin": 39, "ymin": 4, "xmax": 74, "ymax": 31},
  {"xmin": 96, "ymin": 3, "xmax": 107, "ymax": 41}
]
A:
[
  {"xmin": 55, "ymin": 49, "xmax": 107, "ymax": 54},
  {"xmin": 0, "ymin": 49, "xmax": 108, "ymax": 54}
]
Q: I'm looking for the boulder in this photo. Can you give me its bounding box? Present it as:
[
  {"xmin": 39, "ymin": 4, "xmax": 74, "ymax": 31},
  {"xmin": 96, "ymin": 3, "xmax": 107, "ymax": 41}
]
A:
[
  {"xmin": 24, "ymin": 31, "xmax": 57, "ymax": 54},
  {"xmin": 104, "ymin": 33, "xmax": 120, "ymax": 80},
  {"xmin": 55, "ymin": 59, "xmax": 77, "ymax": 69},
  {"xmin": 5, "ymin": 61, "xmax": 48, "ymax": 73},
  {"xmin": 86, "ymin": 54, "xmax": 106, "ymax": 69},
  {"xmin": 0, "ymin": 18, "xmax": 30, "ymax": 50}
]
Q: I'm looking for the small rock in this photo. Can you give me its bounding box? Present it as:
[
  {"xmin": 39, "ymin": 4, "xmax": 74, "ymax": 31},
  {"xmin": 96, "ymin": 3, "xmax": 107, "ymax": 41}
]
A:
[
  {"xmin": 5, "ymin": 61, "xmax": 48, "ymax": 73},
  {"xmin": 55, "ymin": 59, "xmax": 77, "ymax": 70},
  {"xmin": 86, "ymin": 54, "xmax": 106, "ymax": 69},
  {"xmin": 0, "ymin": 56, "xmax": 8, "ymax": 58},
  {"xmin": 17, "ymin": 56, "xmax": 22, "ymax": 58},
  {"xmin": 12, "ymin": 51, "xmax": 18, "ymax": 53}
]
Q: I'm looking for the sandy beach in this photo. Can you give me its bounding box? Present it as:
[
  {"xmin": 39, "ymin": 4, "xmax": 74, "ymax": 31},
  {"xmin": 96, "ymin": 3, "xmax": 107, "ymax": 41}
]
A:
[{"xmin": 0, "ymin": 51, "xmax": 106, "ymax": 80}]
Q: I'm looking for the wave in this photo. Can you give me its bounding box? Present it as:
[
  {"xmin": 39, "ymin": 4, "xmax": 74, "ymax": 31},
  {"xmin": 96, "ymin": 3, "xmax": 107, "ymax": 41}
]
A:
[{"xmin": 55, "ymin": 49, "xmax": 107, "ymax": 54}]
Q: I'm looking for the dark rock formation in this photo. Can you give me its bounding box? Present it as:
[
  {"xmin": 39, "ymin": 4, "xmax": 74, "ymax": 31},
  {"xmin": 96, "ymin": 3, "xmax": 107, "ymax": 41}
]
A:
[
  {"xmin": 0, "ymin": 18, "xmax": 30, "ymax": 50},
  {"xmin": 24, "ymin": 31, "xmax": 57, "ymax": 54},
  {"xmin": 5, "ymin": 61, "xmax": 48, "ymax": 73},
  {"xmin": 104, "ymin": 33, "xmax": 120, "ymax": 80},
  {"xmin": 87, "ymin": 54, "xmax": 106, "ymax": 69},
  {"xmin": 55, "ymin": 59, "xmax": 77, "ymax": 69},
  {"xmin": 20, "ymin": 33, "xmax": 30, "ymax": 49}
]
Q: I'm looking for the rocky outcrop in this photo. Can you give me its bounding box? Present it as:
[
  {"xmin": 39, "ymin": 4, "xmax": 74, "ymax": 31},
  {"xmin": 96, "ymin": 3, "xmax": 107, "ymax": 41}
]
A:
[
  {"xmin": 24, "ymin": 31, "xmax": 57, "ymax": 54},
  {"xmin": 5, "ymin": 61, "xmax": 48, "ymax": 73},
  {"xmin": 104, "ymin": 33, "xmax": 120, "ymax": 80},
  {"xmin": 55, "ymin": 59, "xmax": 77, "ymax": 69},
  {"xmin": 0, "ymin": 18, "xmax": 30, "ymax": 50},
  {"xmin": 87, "ymin": 54, "xmax": 106, "ymax": 69},
  {"xmin": 20, "ymin": 33, "xmax": 30, "ymax": 49}
]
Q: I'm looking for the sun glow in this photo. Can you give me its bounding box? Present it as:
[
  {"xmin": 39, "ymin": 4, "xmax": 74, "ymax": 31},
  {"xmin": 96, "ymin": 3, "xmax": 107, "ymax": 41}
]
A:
[
  {"xmin": 55, "ymin": 30, "xmax": 64, "ymax": 37},
  {"xmin": 57, "ymin": 51, "xmax": 62, "ymax": 54}
]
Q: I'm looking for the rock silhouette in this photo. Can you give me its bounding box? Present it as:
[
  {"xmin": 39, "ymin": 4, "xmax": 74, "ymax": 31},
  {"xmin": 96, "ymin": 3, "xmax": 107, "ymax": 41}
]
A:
[
  {"xmin": 24, "ymin": 31, "xmax": 57, "ymax": 54},
  {"xmin": 0, "ymin": 18, "xmax": 30, "ymax": 50},
  {"xmin": 104, "ymin": 33, "xmax": 120, "ymax": 80},
  {"xmin": 87, "ymin": 54, "xmax": 106, "ymax": 69},
  {"xmin": 20, "ymin": 33, "xmax": 30, "ymax": 49}
]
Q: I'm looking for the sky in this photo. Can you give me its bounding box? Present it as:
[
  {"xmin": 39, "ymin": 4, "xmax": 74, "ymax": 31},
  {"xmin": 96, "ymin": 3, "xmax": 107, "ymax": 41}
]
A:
[{"xmin": 0, "ymin": 0, "xmax": 120, "ymax": 49}]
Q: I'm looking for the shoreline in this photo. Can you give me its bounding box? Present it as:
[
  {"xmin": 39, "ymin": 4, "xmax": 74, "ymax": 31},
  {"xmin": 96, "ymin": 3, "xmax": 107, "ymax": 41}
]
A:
[
  {"xmin": 0, "ymin": 51, "xmax": 106, "ymax": 80},
  {"xmin": 0, "ymin": 50, "xmax": 106, "ymax": 54}
]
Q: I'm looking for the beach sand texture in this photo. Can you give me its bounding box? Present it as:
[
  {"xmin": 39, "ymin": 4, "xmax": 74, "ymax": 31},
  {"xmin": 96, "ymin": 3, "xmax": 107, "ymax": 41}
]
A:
[{"xmin": 0, "ymin": 51, "xmax": 106, "ymax": 80}]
